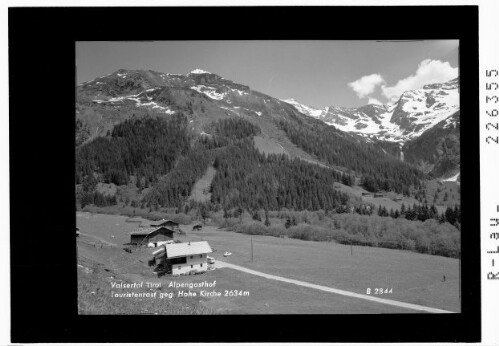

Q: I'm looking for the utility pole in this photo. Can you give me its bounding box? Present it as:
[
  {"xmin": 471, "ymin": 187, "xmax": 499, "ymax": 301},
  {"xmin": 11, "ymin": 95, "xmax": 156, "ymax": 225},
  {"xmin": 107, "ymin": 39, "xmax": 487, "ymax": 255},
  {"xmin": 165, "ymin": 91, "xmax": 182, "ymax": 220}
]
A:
[{"xmin": 251, "ymin": 236, "xmax": 254, "ymax": 263}]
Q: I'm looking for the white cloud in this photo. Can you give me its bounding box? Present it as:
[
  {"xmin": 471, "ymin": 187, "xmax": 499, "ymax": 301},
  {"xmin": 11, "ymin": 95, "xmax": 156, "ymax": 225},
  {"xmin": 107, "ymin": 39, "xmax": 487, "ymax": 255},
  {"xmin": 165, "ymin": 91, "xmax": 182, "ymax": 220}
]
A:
[
  {"xmin": 381, "ymin": 59, "xmax": 458, "ymax": 102},
  {"xmin": 368, "ymin": 97, "xmax": 383, "ymax": 106},
  {"xmin": 348, "ymin": 74, "xmax": 385, "ymax": 99}
]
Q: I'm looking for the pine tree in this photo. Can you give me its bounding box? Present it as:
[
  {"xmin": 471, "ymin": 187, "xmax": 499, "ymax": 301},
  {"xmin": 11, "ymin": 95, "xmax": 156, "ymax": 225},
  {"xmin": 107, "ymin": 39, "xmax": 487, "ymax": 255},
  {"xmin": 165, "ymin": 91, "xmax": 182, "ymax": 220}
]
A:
[
  {"xmin": 82, "ymin": 174, "xmax": 98, "ymax": 193},
  {"xmin": 378, "ymin": 206, "xmax": 383, "ymax": 217},
  {"xmin": 400, "ymin": 203, "xmax": 406, "ymax": 215},
  {"xmin": 445, "ymin": 206, "xmax": 457, "ymax": 225},
  {"xmin": 264, "ymin": 210, "xmax": 271, "ymax": 227},
  {"xmin": 252, "ymin": 210, "xmax": 261, "ymax": 222},
  {"xmin": 405, "ymin": 205, "xmax": 415, "ymax": 220},
  {"xmin": 439, "ymin": 212, "xmax": 447, "ymax": 224},
  {"xmin": 429, "ymin": 204, "xmax": 438, "ymax": 219},
  {"xmin": 454, "ymin": 205, "xmax": 461, "ymax": 224},
  {"xmin": 237, "ymin": 206, "xmax": 243, "ymax": 223},
  {"xmin": 200, "ymin": 204, "xmax": 209, "ymax": 224}
]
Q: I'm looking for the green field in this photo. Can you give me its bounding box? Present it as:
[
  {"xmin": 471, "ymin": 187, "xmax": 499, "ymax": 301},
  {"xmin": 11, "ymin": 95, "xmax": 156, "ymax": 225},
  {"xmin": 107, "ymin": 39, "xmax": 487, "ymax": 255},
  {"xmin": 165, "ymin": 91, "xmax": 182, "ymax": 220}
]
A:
[
  {"xmin": 77, "ymin": 212, "xmax": 460, "ymax": 314},
  {"xmin": 186, "ymin": 225, "xmax": 459, "ymax": 312},
  {"xmin": 78, "ymin": 254, "xmax": 210, "ymax": 315}
]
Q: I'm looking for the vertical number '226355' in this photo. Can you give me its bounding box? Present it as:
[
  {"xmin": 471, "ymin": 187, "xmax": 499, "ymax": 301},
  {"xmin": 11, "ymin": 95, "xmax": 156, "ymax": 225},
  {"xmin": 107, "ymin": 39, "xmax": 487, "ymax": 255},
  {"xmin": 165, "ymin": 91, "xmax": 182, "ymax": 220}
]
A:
[{"xmin": 486, "ymin": 69, "xmax": 499, "ymax": 144}]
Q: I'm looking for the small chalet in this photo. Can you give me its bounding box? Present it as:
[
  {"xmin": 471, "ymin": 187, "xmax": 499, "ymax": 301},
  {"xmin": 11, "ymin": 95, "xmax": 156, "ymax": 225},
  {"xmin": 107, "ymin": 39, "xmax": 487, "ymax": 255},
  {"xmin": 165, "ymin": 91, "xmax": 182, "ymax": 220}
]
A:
[
  {"xmin": 129, "ymin": 226, "xmax": 174, "ymax": 246},
  {"xmin": 374, "ymin": 193, "xmax": 385, "ymax": 198},
  {"xmin": 150, "ymin": 219, "xmax": 180, "ymax": 232},
  {"xmin": 192, "ymin": 224, "xmax": 203, "ymax": 231},
  {"xmin": 152, "ymin": 241, "xmax": 213, "ymax": 276},
  {"xmin": 361, "ymin": 192, "xmax": 372, "ymax": 197}
]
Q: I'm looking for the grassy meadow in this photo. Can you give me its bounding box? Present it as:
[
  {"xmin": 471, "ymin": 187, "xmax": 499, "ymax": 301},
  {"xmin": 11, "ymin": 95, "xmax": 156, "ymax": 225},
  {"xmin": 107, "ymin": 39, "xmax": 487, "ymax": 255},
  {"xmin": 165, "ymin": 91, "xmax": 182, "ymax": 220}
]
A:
[{"xmin": 77, "ymin": 212, "xmax": 460, "ymax": 313}]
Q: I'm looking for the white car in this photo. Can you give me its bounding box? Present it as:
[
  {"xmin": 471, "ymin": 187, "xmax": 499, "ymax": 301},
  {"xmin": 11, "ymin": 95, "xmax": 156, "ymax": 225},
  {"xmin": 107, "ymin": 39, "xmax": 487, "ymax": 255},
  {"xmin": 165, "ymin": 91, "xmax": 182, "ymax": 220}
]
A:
[
  {"xmin": 223, "ymin": 251, "xmax": 232, "ymax": 257},
  {"xmin": 207, "ymin": 256, "xmax": 215, "ymax": 264}
]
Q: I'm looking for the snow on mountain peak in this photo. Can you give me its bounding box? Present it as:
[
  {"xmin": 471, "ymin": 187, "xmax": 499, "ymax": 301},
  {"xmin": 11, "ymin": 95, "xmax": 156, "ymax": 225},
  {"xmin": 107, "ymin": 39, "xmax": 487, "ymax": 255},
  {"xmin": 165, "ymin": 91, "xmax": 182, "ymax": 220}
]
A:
[
  {"xmin": 189, "ymin": 69, "xmax": 211, "ymax": 75},
  {"xmin": 286, "ymin": 78, "xmax": 459, "ymax": 144},
  {"xmin": 281, "ymin": 98, "xmax": 323, "ymax": 118}
]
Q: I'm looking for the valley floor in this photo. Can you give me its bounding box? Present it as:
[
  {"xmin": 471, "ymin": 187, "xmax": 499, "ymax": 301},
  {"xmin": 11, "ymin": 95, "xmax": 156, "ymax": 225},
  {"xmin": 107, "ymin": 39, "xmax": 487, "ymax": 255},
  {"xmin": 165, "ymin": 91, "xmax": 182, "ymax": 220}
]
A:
[{"xmin": 77, "ymin": 212, "xmax": 460, "ymax": 314}]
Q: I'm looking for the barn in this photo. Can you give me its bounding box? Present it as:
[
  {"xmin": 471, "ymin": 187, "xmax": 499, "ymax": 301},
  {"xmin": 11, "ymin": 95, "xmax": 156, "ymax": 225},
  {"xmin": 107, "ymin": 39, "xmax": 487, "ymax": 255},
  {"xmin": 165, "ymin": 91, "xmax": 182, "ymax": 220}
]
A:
[
  {"xmin": 152, "ymin": 241, "xmax": 213, "ymax": 276},
  {"xmin": 150, "ymin": 219, "xmax": 180, "ymax": 232},
  {"xmin": 130, "ymin": 226, "xmax": 175, "ymax": 246}
]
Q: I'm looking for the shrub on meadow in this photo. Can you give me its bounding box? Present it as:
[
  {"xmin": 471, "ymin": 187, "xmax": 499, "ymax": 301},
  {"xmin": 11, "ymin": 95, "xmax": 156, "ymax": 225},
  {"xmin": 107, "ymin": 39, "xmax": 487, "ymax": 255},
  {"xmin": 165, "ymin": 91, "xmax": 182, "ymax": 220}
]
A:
[{"xmin": 219, "ymin": 217, "xmax": 242, "ymax": 229}]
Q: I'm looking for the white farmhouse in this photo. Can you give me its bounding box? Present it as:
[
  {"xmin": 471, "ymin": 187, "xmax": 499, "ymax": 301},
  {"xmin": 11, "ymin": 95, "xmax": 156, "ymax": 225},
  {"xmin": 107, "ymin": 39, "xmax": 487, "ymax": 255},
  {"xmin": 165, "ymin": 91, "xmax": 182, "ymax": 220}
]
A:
[{"xmin": 152, "ymin": 241, "xmax": 213, "ymax": 276}]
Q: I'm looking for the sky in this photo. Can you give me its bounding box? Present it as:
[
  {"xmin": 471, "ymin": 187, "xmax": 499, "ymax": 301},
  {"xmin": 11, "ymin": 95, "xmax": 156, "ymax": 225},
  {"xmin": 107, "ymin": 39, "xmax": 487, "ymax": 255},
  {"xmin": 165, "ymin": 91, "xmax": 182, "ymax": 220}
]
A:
[{"xmin": 76, "ymin": 40, "xmax": 459, "ymax": 108}]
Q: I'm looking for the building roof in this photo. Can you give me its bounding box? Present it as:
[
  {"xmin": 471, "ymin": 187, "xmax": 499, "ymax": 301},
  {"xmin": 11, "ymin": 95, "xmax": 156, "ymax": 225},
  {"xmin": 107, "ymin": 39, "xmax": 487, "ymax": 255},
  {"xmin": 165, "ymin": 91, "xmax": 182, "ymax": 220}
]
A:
[
  {"xmin": 152, "ymin": 246, "xmax": 166, "ymax": 257},
  {"xmin": 130, "ymin": 226, "xmax": 174, "ymax": 236},
  {"xmin": 151, "ymin": 219, "xmax": 179, "ymax": 226},
  {"xmin": 165, "ymin": 241, "xmax": 212, "ymax": 259}
]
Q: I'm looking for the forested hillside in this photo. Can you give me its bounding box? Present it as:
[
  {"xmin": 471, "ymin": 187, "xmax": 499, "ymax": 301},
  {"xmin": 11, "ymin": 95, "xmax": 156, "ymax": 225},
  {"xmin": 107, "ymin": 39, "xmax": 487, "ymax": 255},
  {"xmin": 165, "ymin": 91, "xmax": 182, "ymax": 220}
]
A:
[
  {"xmin": 76, "ymin": 116, "xmax": 362, "ymax": 212},
  {"xmin": 403, "ymin": 111, "xmax": 460, "ymax": 178},
  {"xmin": 75, "ymin": 115, "xmax": 190, "ymax": 186},
  {"xmin": 277, "ymin": 117, "xmax": 425, "ymax": 194},
  {"xmin": 140, "ymin": 117, "xmax": 353, "ymax": 212},
  {"xmin": 209, "ymin": 139, "xmax": 350, "ymax": 211},
  {"xmin": 145, "ymin": 145, "xmax": 214, "ymax": 208}
]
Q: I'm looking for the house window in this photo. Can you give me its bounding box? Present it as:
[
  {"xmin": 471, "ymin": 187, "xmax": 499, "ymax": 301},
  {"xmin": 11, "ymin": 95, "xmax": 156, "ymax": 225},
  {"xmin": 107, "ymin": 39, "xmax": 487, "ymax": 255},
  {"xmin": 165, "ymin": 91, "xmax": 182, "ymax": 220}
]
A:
[
  {"xmin": 200, "ymin": 263, "xmax": 203, "ymax": 267},
  {"xmin": 190, "ymin": 256, "xmax": 193, "ymax": 259},
  {"xmin": 178, "ymin": 266, "xmax": 181, "ymax": 270},
  {"xmin": 200, "ymin": 254, "xmax": 202, "ymax": 258},
  {"xmin": 191, "ymin": 265, "xmax": 193, "ymax": 269},
  {"xmin": 171, "ymin": 257, "xmax": 186, "ymax": 265}
]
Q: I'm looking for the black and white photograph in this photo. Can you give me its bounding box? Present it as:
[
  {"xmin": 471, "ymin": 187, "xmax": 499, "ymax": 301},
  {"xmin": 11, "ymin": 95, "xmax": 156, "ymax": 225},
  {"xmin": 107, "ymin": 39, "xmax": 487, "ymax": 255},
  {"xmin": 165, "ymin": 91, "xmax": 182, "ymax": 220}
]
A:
[
  {"xmin": 8, "ymin": 4, "xmax": 487, "ymax": 343},
  {"xmin": 75, "ymin": 40, "xmax": 462, "ymax": 315}
]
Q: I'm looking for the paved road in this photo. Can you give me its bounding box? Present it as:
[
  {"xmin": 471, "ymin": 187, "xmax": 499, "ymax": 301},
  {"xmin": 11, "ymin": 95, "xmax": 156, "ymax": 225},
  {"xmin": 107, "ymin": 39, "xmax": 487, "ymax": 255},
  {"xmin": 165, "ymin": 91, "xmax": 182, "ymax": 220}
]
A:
[{"xmin": 214, "ymin": 260, "xmax": 453, "ymax": 314}]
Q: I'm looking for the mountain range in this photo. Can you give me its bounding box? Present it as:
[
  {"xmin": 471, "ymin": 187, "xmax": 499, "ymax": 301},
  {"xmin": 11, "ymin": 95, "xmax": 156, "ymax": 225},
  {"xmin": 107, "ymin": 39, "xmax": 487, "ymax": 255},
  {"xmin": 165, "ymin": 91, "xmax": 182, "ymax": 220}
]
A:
[
  {"xmin": 282, "ymin": 78, "xmax": 459, "ymax": 143},
  {"xmin": 282, "ymin": 78, "xmax": 460, "ymax": 179},
  {"xmin": 76, "ymin": 69, "xmax": 460, "ymax": 181}
]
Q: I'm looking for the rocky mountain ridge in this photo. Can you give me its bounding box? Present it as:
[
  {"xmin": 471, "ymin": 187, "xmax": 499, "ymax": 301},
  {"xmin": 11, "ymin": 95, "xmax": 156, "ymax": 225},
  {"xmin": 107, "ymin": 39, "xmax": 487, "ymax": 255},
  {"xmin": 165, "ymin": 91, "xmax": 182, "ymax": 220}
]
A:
[
  {"xmin": 282, "ymin": 78, "xmax": 459, "ymax": 144},
  {"xmin": 281, "ymin": 78, "xmax": 460, "ymax": 179},
  {"xmin": 76, "ymin": 69, "xmax": 459, "ymax": 179}
]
